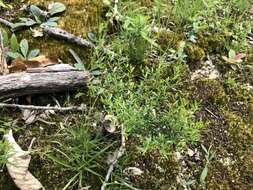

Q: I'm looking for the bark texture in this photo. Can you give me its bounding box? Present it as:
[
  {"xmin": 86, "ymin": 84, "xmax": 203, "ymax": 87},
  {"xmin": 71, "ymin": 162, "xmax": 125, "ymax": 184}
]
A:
[{"xmin": 0, "ymin": 69, "xmax": 90, "ymax": 99}]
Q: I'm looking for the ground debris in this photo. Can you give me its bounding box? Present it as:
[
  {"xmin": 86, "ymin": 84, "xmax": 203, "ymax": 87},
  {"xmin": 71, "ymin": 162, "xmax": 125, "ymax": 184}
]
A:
[{"xmin": 4, "ymin": 130, "xmax": 44, "ymax": 190}]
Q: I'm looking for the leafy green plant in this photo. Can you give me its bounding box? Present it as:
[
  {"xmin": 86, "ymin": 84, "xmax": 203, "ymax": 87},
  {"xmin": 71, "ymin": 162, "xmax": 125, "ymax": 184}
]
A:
[
  {"xmin": 13, "ymin": 2, "xmax": 66, "ymax": 29},
  {"xmin": 46, "ymin": 126, "xmax": 112, "ymax": 189},
  {"xmin": 3, "ymin": 33, "xmax": 40, "ymax": 60},
  {"xmin": 199, "ymin": 145, "xmax": 215, "ymax": 185},
  {"xmin": 122, "ymin": 14, "xmax": 157, "ymax": 64},
  {"xmin": 0, "ymin": 140, "xmax": 10, "ymax": 169}
]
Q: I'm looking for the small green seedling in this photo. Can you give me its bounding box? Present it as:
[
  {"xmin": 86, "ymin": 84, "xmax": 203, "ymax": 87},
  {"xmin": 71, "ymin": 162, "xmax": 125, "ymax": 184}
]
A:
[
  {"xmin": 199, "ymin": 144, "xmax": 215, "ymax": 185},
  {"xmin": 13, "ymin": 2, "xmax": 66, "ymax": 30},
  {"xmin": 3, "ymin": 32, "xmax": 40, "ymax": 60}
]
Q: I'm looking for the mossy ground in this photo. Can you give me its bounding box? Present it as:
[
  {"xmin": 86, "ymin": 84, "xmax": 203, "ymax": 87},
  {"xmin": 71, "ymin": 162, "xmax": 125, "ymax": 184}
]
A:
[{"xmin": 0, "ymin": 0, "xmax": 253, "ymax": 189}]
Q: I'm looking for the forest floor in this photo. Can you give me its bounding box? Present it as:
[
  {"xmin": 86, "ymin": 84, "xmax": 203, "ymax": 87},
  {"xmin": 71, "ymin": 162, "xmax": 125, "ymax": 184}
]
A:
[{"xmin": 0, "ymin": 0, "xmax": 253, "ymax": 190}]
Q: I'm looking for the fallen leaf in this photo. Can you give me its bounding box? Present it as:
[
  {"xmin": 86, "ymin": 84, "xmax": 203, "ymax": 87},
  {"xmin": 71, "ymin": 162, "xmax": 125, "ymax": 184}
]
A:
[
  {"xmin": 22, "ymin": 107, "xmax": 55, "ymax": 125},
  {"xmin": 222, "ymin": 53, "xmax": 246, "ymax": 64},
  {"xmin": 4, "ymin": 130, "xmax": 44, "ymax": 190},
  {"xmin": 22, "ymin": 109, "xmax": 37, "ymax": 124},
  {"xmin": 9, "ymin": 56, "xmax": 59, "ymax": 73}
]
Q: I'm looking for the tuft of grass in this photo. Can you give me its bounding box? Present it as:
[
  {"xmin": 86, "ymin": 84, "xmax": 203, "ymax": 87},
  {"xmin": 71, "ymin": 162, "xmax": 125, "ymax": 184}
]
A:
[{"xmin": 46, "ymin": 124, "xmax": 113, "ymax": 189}]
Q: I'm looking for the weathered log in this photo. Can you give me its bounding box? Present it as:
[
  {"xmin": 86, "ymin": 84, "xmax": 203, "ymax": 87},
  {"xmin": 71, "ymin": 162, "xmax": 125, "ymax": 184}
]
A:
[{"xmin": 0, "ymin": 67, "xmax": 90, "ymax": 99}]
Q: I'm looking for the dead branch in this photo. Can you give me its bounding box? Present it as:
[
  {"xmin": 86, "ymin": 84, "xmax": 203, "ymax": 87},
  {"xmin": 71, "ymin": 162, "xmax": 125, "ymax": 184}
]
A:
[
  {"xmin": 42, "ymin": 26, "xmax": 95, "ymax": 48},
  {"xmin": 0, "ymin": 67, "xmax": 90, "ymax": 99},
  {"xmin": 0, "ymin": 103, "xmax": 86, "ymax": 112},
  {"xmin": 101, "ymin": 125, "xmax": 126, "ymax": 190}
]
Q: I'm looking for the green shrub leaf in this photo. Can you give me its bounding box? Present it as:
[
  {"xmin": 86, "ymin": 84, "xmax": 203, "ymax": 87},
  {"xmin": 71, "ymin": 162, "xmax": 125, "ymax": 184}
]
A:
[
  {"xmin": 20, "ymin": 39, "xmax": 29, "ymax": 58},
  {"xmin": 10, "ymin": 34, "xmax": 18, "ymax": 52},
  {"xmin": 48, "ymin": 3, "xmax": 66, "ymax": 16},
  {"xmin": 7, "ymin": 52, "xmax": 23, "ymax": 59},
  {"xmin": 1, "ymin": 29, "xmax": 9, "ymax": 47},
  {"xmin": 30, "ymin": 5, "xmax": 46, "ymax": 23}
]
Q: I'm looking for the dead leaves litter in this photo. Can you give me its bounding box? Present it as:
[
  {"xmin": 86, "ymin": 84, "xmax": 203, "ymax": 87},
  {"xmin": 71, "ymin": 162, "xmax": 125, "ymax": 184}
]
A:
[{"xmin": 8, "ymin": 55, "xmax": 59, "ymax": 73}]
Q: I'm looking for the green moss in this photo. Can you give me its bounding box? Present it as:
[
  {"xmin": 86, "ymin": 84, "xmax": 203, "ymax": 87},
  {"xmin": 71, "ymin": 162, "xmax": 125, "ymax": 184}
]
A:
[
  {"xmin": 190, "ymin": 79, "xmax": 226, "ymax": 105},
  {"xmin": 185, "ymin": 43, "xmax": 205, "ymax": 62},
  {"xmin": 156, "ymin": 31, "xmax": 185, "ymax": 50},
  {"xmin": 198, "ymin": 33, "xmax": 229, "ymax": 53}
]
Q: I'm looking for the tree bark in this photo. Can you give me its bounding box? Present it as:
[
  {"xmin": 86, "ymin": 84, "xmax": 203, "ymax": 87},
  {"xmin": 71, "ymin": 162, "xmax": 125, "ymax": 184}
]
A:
[{"xmin": 0, "ymin": 68, "xmax": 90, "ymax": 99}]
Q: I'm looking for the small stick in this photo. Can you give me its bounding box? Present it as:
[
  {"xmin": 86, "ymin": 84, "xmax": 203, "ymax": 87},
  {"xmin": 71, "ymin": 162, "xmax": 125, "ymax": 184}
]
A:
[
  {"xmin": 0, "ymin": 17, "xmax": 13, "ymax": 28},
  {"xmin": 101, "ymin": 125, "xmax": 126, "ymax": 190},
  {"xmin": 204, "ymin": 108, "xmax": 219, "ymax": 119},
  {"xmin": 0, "ymin": 30, "xmax": 8, "ymax": 75},
  {"xmin": 0, "ymin": 103, "xmax": 86, "ymax": 112}
]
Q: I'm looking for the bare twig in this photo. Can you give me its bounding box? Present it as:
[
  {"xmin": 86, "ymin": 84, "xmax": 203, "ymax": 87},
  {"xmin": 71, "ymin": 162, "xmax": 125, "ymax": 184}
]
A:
[
  {"xmin": 0, "ymin": 103, "xmax": 86, "ymax": 112},
  {"xmin": 0, "ymin": 30, "xmax": 8, "ymax": 75},
  {"xmin": 0, "ymin": 17, "xmax": 13, "ymax": 28},
  {"xmin": 204, "ymin": 108, "xmax": 219, "ymax": 119},
  {"xmin": 101, "ymin": 125, "xmax": 126, "ymax": 190}
]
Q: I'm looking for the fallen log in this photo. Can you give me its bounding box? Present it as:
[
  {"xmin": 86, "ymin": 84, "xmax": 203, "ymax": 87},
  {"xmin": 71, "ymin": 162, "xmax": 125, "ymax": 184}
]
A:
[{"xmin": 0, "ymin": 65, "xmax": 90, "ymax": 99}]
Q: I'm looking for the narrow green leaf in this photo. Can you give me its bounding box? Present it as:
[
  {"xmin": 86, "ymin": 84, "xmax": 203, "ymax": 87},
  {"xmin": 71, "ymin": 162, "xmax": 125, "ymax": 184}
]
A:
[
  {"xmin": 1, "ymin": 29, "xmax": 9, "ymax": 47},
  {"xmin": 20, "ymin": 39, "xmax": 29, "ymax": 58},
  {"xmin": 69, "ymin": 49, "xmax": 84, "ymax": 65},
  {"xmin": 10, "ymin": 34, "xmax": 18, "ymax": 52},
  {"xmin": 200, "ymin": 165, "xmax": 208, "ymax": 184},
  {"xmin": 41, "ymin": 21, "xmax": 58, "ymax": 27},
  {"xmin": 47, "ymin": 17, "xmax": 60, "ymax": 22}
]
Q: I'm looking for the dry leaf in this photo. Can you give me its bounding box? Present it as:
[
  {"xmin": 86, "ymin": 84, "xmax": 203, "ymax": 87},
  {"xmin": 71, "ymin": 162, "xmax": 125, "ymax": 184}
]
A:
[
  {"xmin": 222, "ymin": 53, "xmax": 246, "ymax": 64},
  {"xmin": 29, "ymin": 55, "xmax": 59, "ymax": 66},
  {"xmin": 4, "ymin": 130, "xmax": 44, "ymax": 190},
  {"xmin": 22, "ymin": 109, "xmax": 37, "ymax": 124},
  {"xmin": 9, "ymin": 56, "xmax": 59, "ymax": 73},
  {"xmin": 22, "ymin": 108, "xmax": 54, "ymax": 125}
]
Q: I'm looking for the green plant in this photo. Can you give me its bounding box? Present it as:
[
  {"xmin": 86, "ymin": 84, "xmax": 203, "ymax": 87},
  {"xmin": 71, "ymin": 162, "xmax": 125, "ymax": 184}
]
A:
[
  {"xmin": 46, "ymin": 125, "xmax": 112, "ymax": 189},
  {"xmin": 13, "ymin": 2, "xmax": 66, "ymax": 29},
  {"xmin": 1, "ymin": 30, "xmax": 40, "ymax": 60},
  {"xmin": 122, "ymin": 14, "xmax": 156, "ymax": 64},
  {"xmin": 0, "ymin": 140, "xmax": 9, "ymax": 169},
  {"xmin": 5, "ymin": 36, "xmax": 40, "ymax": 60},
  {"xmin": 199, "ymin": 144, "xmax": 215, "ymax": 185}
]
